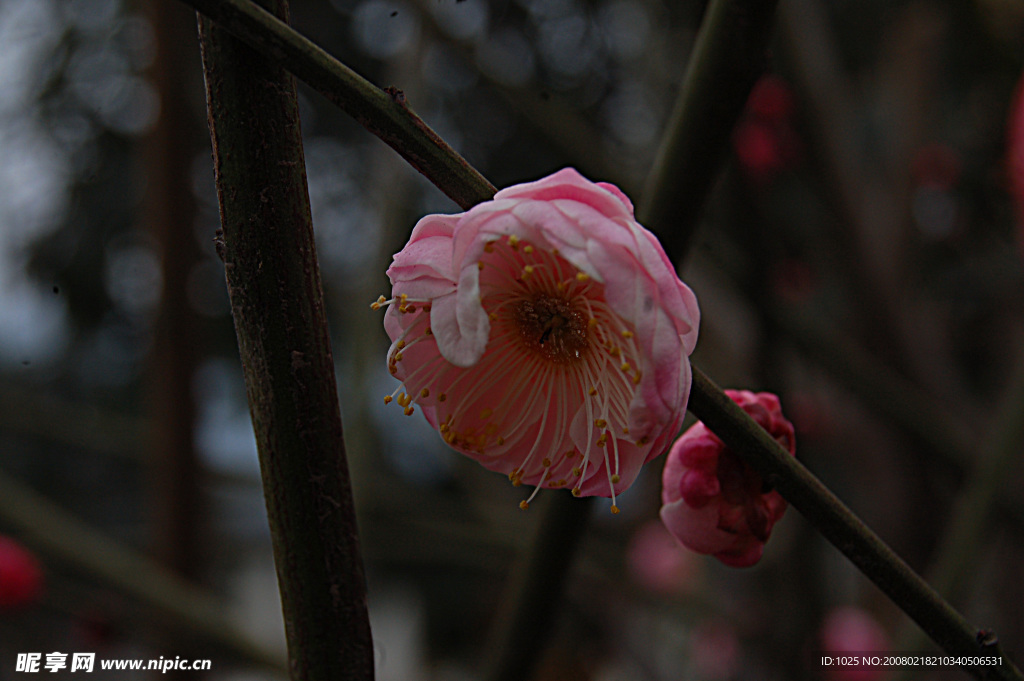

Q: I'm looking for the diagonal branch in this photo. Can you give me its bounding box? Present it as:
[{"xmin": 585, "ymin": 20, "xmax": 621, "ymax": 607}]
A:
[
  {"xmin": 184, "ymin": 0, "xmax": 494, "ymax": 210},
  {"xmin": 687, "ymin": 369, "xmax": 1023, "ymax": 681}
]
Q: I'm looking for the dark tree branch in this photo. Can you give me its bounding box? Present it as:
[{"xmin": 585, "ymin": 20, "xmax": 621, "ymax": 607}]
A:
[{"xmin": 197, "ymin": 2, "xmax": 374, "ymax": 678}]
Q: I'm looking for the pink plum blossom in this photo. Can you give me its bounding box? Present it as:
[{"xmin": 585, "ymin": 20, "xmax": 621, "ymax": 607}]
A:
[
  {"xmin": 660, "ymin": 390, "xmax": 795, "ymax": 566},
  {"xmin": 375, "ymin": 168, "xmax": 700, "ymax": 511}
]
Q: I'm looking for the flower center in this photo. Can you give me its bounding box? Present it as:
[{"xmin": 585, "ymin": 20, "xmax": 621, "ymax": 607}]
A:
[{"xmin": 512, "ymin": 294, "xmax": 589, "ymax": 363}]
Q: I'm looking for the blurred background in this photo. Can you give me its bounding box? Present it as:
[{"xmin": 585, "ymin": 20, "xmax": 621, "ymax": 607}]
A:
[{"xmin": 0, "ymin": 0, "xmax": 1023, "ymax": 679}]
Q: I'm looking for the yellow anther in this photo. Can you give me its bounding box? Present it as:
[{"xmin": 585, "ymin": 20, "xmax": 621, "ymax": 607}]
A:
[
  {"xmin": 519, "ymin": 500, "xmax": 529, "ymax": 510},
  {"xmin": 556, "ymin": 281, "xmax": 567, "ymax": 292},
  {"xmin": 610, "ymin": 505, "xmax": 620, "ymax": 514},
  {"xmin": 572, "ymin": 467, "xmax": 582, "ymax": 477},
  {"xmin": 522, "ymin": 265, "xmax": 534, "ymax": 278},
  {"xmin": 524, "ymin": 244, "xmax": 534, "ymax": 254},
  {"xmin": 572, "ymin": 487, "xmax": 582, "ymax": 497},
  {"xmin": 622, "ymin": 427, "xmax": 629, "ymax": 435},
  {"xmin": 620, "ymin": 362, "xmax": 631, "ymax": 372},
  {"xmin": 508, "ymin": 234, "xmax": 519, "ymax": 249},
  {"xmin": 633, "ymin": 373, "xmax": 642, "ymax": 385},
  {"xmin": 478, "ymin": 261, "xmax": 485, "ymax": 271},
  {"xmin": 383, "ymin": 395, "xmax": 393, "ymax": 405},
  {"xmin": 394, "ymin": 351, "xmax": 403, "ymax": 361},
  {"xmin": 396, "ymin": 340, "xmax": 406, "ymax": 349},
  {"xmin": 398, "ymin": 305, "xmax": 408, "ymax": 313},
  {"xmin": 440, "ymin": 423, "xmax": 449, "ymax": 433},
  {"xmin": 403, "ymin": 406, "xmax": 414, "ymax": 416},
  {"xmin": 621, "ymin": 330, "xmax": 634, "ymax": 338},
  {"xmin": 542, "ymin": 458, "xmax": 552, "ymax": 468},
  {"xmin": 611, "ymin": 474, "xmax": 621, "ymax": 484},
  {"xmin": 594, "ymin": 418, "xmax": 607, "ymax": 429},
  {"xmin": 609, "ymin": 346, "xmax": 621, "ymax": 357},
  {"xmin": 588, "ymin": 318, "xmax": 598, "ymax": 328},
  {"xmin": 589, "ymin": 387, "xmax": 598, "ymax": 396},
  {"xmin": 439, "ymin": 393, "xmax": 447, "ymax": 402},
  {"xmin": 576, "ymin": 272, "xmax": 589, "ymax": 282},
  {"xmin": 420, "ymin": 388, "xmax": 429, "ymax": 398}
]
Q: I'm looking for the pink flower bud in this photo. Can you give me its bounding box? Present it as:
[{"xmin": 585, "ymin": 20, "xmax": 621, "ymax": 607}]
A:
[
  {"xmin": 660, "ymin": 390, "xmax": 795, "ymax": 567},
  {"xmin": 0, "ymin": 535, "xmax": 44, "ymax": 609},
  {"xmin": 377, "ymin": 168, "xmax": 700, "ymax": 512}
]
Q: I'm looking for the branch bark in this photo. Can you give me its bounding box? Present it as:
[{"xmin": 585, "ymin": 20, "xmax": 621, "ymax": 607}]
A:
[{"xmin": 197, "ymin": 2, "xmax": 374, "ymax": 678}]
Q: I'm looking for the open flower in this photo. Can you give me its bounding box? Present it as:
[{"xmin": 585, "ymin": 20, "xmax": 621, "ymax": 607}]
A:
[
  {"xmin": 660, "ymin": 390, "xmax": 795, "ymax": 566},
  {"xmin": 375, "ymin": 168, "xmax": 700, "ymax": 511}
]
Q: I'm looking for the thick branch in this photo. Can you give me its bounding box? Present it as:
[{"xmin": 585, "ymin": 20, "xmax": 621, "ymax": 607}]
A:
[{"xmin": 197, "ymin": 4, "xmax": 374, "ymax": 679}]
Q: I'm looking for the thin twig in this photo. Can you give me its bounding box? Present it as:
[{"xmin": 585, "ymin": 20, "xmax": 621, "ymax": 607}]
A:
[
  {"xmin": 639, "ymin": 0, "xmax": 779, "ymax": 262},
  {"xmin": 481, "ymin": 494, "xmax": 595, "ymax": 681},
  {"xmin": 182, "ymin": 0, "xmax": 495, "ymax": 210}
]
